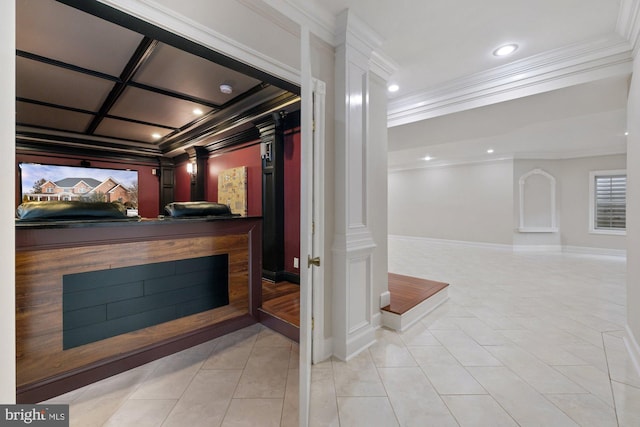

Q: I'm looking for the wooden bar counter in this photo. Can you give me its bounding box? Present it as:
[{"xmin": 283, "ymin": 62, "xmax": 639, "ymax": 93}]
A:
[{"xmin": 15, "ymin": 216, "xmax": 262, "ymax": 403}]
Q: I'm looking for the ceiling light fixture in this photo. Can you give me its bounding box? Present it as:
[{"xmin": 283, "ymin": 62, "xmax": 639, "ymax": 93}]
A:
[
  {"xmin": 625, "ymin": 131, "xmax": 629, "ymax": 136},
  {"xmin": 219, "ymin": 84, "xmax": 233, "ymax": 94},
  {"xmin": 423, "ymin": 155, "xmax": 432, "ymax": 161},
  {"xmin": 193, "ymin": 108, "xmax": 203, "ymax": 115},
  {"xmin": 151, "ymin": 133, "xmax": 161, "ymax": 140},
  {"xmin": 493, "ymin": 43, "xmax": 518, "ymax": 57},
  {"xmin": 388, "ymin": 84, "xmax": 399, "ymax": 93},
  {"xmin": 487, "ymin": 149, "xmax": 494, "ymax": 154}
]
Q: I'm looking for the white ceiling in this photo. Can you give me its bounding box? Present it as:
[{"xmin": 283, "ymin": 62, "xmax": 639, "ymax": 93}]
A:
[
  {"xmin": 282, "ymin": 0, "xmax": 634, "ymax": 168},
  {"xmin": 304, "ymin": 0, "xmax": 622, "ymax": 97}
]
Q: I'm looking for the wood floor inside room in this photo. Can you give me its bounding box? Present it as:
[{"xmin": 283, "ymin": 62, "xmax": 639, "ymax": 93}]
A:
[
  {"xmin": 383, "ymin": 273, "xmax": 449, "ymax": 315},
  {"xmin": 261, "ymin": 280, "xmax": 300, "ymax": 327},
  {"xmin": 260, "ymin": 273, "xmax": 449, "ymax": 329}
]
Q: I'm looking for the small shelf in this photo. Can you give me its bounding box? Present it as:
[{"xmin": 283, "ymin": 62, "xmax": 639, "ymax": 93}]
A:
[{"xmin": 518, "ymin": 227, "xmax": 559, "ymax": 233}]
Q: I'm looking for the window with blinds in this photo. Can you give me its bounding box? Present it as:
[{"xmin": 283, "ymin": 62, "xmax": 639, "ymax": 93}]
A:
[{"xmin": 592, "ymin": 172, "xmax": 626, "ymax": 232}]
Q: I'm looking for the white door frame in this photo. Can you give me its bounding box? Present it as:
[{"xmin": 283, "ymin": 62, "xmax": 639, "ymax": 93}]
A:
[
  {"xmin": 299, "ymin": 25, "xmax": 327, "ymax": 425},
  {"xmin": 311, "ymin": 78, "xmax": 326, "ymax": 365},
  {"xmin": 298, "ymin": 25, "xmax": 313, "ymax": 427}
]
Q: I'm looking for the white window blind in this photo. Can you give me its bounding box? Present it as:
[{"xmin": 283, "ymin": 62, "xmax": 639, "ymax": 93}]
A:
[{"xmin": 594, "ymin": 174, "xmax": 626, "ymax": 230}]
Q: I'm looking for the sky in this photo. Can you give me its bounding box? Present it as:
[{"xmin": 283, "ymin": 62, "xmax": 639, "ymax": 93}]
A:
[{"xmin": 19, "ymin": 163, "xmax": 138, "ymax": 194}]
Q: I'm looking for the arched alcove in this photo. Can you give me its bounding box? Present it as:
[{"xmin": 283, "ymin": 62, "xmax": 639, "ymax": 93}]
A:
[{"xmin": 518, "ymin": 168, "xmax": 558, "ymax": 232}]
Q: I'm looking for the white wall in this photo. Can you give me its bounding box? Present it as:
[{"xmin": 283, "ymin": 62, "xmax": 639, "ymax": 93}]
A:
[
  {"xmin": 369, "ymin": 72, "xmax": 389, "ymax": 315},
  {"xmin": 150, "ymin": 0, "xmax": 300, "ymax": 73},
  {"xmin": 514, "ymin": 156, "xmax": 627, "ymax": 251},
  {"xmin": 389, "ymin": 160, "xmax": 515, "ymax": 245},
  {"xmin": 627, "ymin": 56, "xmax": 640, "ymax": 352},
  {"xmin": 1, "ymin": 0, "xmax": 15, "ymax": 404}
]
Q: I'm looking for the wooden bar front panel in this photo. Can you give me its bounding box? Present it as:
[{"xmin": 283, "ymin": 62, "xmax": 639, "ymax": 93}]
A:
[{"xmin": 16, "ymin": 219, "xmax": 261, "ymax": 391}]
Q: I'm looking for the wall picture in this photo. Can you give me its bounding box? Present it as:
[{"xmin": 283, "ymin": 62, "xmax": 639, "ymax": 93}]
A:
[{"xmin": 218, "ymin": 166, "xmax": 248, "ymax": 217}]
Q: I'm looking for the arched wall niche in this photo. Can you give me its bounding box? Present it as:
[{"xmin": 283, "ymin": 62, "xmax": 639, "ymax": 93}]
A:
[{"xmin": 518, "ymin": 168, "xmax": 559, "ymax": 233}]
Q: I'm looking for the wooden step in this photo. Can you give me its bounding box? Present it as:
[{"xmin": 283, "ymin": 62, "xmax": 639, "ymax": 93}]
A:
[{"xmin": 381, "ymin": 273, "xmax": 449, "ymax": 331}]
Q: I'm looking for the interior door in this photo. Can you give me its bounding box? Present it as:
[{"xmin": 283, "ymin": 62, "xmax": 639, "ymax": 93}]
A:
[{"xmin": 298, "ymin": 26, "xmax": 313, "ymax": 427}]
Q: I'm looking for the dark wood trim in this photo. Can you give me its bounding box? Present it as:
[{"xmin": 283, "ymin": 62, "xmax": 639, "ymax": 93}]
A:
[
  {"xmin": 262, "ymin": 270, "xmax": 300, "ymax": 285},
  {"xmin": 55, "ymin": 0, "xmax": 301, "ymax": 96},
  {"xmin": 16, "ymin": 132, "xmax": 164, "ymax": 159},
  {"xmin": 160, "ymin": 91, "xmax": 299, "ymax": 154},
  {"xmin": 259, "ymin": 112, "xmax": 286, "ymax": 279},
  {"xmin": 258, "ymin": 309, "xmax": 299, "ymax": 343},
  {"xmin": 16, "ymin": 136, "xmax": 162, "ymax": 163},
  {"xmin": 158, "ymin": 157, "xmax": 175, "ymax": 212},
  {"xmin": 281, "ymin": 271, "xmax": 300, "ymax": 285},
  {"xmin": 16, "ymin": 49, "xmax": 120, "ymax": 82},
  {"xmin": 16, "ymin": 315, "xmax": 257, "ymax": 403},
  {"xmin": 86, "ymin": 37, "xmax": 159, "ymax": 135}
]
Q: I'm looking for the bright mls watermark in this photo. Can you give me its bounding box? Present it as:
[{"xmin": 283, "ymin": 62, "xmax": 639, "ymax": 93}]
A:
[{"xmin": 0, "ymin": 405, "xmax": 68, "ymax": 426}]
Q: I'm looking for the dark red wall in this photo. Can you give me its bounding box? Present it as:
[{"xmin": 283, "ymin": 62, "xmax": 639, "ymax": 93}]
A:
[
  {"xmin": 16, "ymin": 152, "xmax": 161, "ymax": 218},
  {"xmin": 207, "ymin": 143, "xmax": 263, "ymax": 217},
  {"xmin": 284, "ymin": 130, "xmax": 301, "ymax": 275},
  {"xmin": 174, "ymin": 159, "xmax": 192, "ymax": 203}
]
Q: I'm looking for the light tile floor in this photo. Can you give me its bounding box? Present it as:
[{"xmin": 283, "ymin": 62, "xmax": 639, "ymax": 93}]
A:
[{"xmin": 44, "ymin": 239, "xmax": 640, "ymax": 426}]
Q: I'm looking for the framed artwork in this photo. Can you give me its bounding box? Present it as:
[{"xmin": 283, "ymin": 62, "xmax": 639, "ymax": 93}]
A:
[{"xmin": 218, "ymin": 166, "xmax": 248, "ymax": 216}]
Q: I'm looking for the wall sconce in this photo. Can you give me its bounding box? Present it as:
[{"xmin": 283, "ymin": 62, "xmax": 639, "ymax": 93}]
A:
[
  {"xmin": 260, "ymin": 141, "xmax": 272, "ymax": 162},
  {"xmin": 186, "ymin": 161, "xmax": 196, "ymax": 183}
]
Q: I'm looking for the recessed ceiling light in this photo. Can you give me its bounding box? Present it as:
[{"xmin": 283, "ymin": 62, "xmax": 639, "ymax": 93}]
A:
[
  {"xmin": 487, "ymin": 148, "xmax": 494, "ymax": 154},
  {"xmin": 151, "ymin": 133, "xmax": 161, "ymax": 140},
  {"xmin": 625, "ymin": 131, "xmax": 629, "ymax": 136},
  {"xmin": 423, "ymin": 155, "xmax": 432, "ymax": 161},
  {"xmin": 388, "ymin": 84, "xmax": 399, "ymax": 93},
  {"xmin": 193, "ymin": 108, "xmax": 203, "ymax": 115},
  {"xmin": 219, "ymin": 84, "xmax": 233, "ymax": 94},
  {"xmin": 493, "ymin": 44, "xmax": 518, "ymax": 57}
]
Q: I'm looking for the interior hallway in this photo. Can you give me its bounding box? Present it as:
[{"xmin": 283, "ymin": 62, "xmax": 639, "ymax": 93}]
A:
[{"xmin": 43, "ymin": 238, "xmax": 639, "ymax": 426}]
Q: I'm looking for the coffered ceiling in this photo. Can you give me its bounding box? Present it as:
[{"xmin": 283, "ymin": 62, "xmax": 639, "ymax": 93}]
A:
[{"xmin": 16, "ymin": 0, "xmax": 299, "ymax": 158}]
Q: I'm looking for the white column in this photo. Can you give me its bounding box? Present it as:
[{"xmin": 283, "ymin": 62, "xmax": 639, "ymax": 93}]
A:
[
  {"xmin": 626, "ymin": 53, "xmax": 640, "ymax": 369},
  {"xmin": 1, "ymin": 0, "xmax": 16, "ymax": 403},
  {"xmin": 332, "ymin": 10, "xmax": 383, "ymax": 360}
]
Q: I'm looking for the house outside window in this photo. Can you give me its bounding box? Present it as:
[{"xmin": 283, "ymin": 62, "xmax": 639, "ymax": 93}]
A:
[{"xmin": 589, "ymin": 169, "xmax": 626, "ymax": 235}]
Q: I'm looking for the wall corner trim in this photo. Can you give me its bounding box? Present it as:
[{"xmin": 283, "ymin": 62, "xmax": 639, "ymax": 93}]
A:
[{"xmin": 624, "ymin": 324, "xmax": 640, "ymax": 378}]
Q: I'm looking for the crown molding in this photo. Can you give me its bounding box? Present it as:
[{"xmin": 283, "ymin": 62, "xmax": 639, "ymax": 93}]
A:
[
  {"xmin": 335, "ymin": 9, "xmax": 383, "ymax": 56},
  {"xmin": 98, "ymin": 0, "xmax": 301, "ymax": 85},
  {"xmin": 259, "ymin": 0, "xmax": 336, "ymax": 45},
  {"xmin": 370, "ymin": 51, "xmax": 399, "ymax": 81},
  {"xmin": 388, "ymin": 144, "xmax": 627, "ymax": 173},
  {"xmin": 388, "ymin": 35, "xmax": 633, "ymax": 127},
  {"xmin": 618, "ymin": 0, "xmax": 640, "ymax": 55}
]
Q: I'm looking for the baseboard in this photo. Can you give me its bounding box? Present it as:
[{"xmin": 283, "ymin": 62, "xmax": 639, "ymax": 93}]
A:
[
  {"xmin": 513, "ymin": 245, "xmax": 562, "ymax": 253},
  {"xmin": 563, "ymin": 246, "xmax": 626, "ymax": 258},
  {"xmin": 332, "ymin": 324, "xmax": 376, "ymax": 362},
  {"xmin": 312, "ymin": 337, "xmax": 334, "ymax": 364},
  {"xmin": 258, "ymin": 309, "xmax": 299, "ymax": 343},
  {"xmin": 390, "ymin": 235, "xmax": 626, "ymax": 258},
  {"xmin": 389, "ymin": 235, "xmax": 512, "ymax": 250},
  {"xmin": 624, "ymin": 325, "xmax": 640, "ymax": 378},
  {"xmin": 381, "ymin": 287, "xmax": 449, "ymax": 332},
  {"xmin": 16, "ymin": 315, "xmax": 257, "ymax": 403},
  {"xmin": 262, "ymin": 270, "xmax": 300, "ymax": 284}
]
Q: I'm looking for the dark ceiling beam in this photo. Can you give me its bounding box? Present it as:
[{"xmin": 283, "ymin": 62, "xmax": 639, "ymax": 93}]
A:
[
  {"xmin": 16, "ymin": 132, "xmax": 164, "ymax": 161},
  {"xmin": 160, "ymin": 91, "xmax": 300, "ymax": 155},
  {"xmin": 158, "ymin": 82, "xmax": 270, "ymax": 144},
  {"xmin": 17, "ymin": 97, "xmax": 97, "ymax": 116},
  {"xmin": 55, "ymin": 0, "xmax": 300, "ymax": 95},
  {"xmin": 16, "ymin": 50, "xmax": 119, "ymax": 82},
  {"xmin": 85, "ymin": 36, "xmax": 159, "ymax": 135},
  {"xmin": 127, "ymin": 82, "xmax": 221, "ymax": 109}
]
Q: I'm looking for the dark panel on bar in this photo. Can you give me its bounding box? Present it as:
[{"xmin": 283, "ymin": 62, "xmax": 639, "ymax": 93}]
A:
[{"xmin": 63, "ymin": 254, "xmax": 228, "ymax": 349}]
